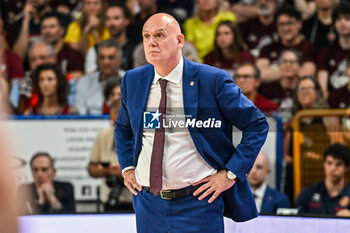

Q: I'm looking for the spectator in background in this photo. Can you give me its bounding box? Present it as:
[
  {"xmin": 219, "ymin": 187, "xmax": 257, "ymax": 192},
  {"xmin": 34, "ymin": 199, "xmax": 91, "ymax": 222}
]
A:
[
  {"xmin": 127, "ymin": 0, "xmax": 159, "ymax": 44},
  {"xmin": 75, "ymin": 40, "xmax": 123, "ymax": 115},
  {"xmin": 228, "ymin": 0, "xmax": 258, "ymax": 23},
  {"xmin": 184, "ymin": 0, "xmax": 236, "ymax": 60},
  {"xmin": 24, "ymin": 64, "xmax": 72, "ymax": 115},
  {"xmin": 40, "ymin": 12, "xmax": 84, "ymax": 81},
  {"xmin": 259, "ymin": 49, "xmax": 301, "ymax": 115},
  {"xmin": 18, "ymin": 152, "xmax": 75, "ymax": 215},
  {"xmin": 234, "ymin": 62, "xmax": 278, "ymax": 112},
  {"xmin": 301, "ymin": 0, "xmax": 337, "ymax": 49},
  {"xmin": 328, "ymin": 56, "xmax": 350, "ymax": 109},
  {"xmin": 15, "ymin": 40, "xmax": 57, "ymax": 114},
  {"xmin": 204, "ymin": 20, "xmax": 254, "ymax": 77},
  {"xmin": 88, "ymin": 100, "xmax": 132, "ymax": 211},
  {"xmin": 296, "ymin": 143, "xmax": 350, "ymax": 216},
  {"xmin": 64, "ymin": 0, "xmax": 109, "ymax": 54},
  {"xmin": 85, "ymin": 3, "xmax": 136, "ymax": 73},
  {"xmin": 248, "ymin": 152, "xmax": 290, "ymax": 214},
  {"xmin": 256, "ymin": 6, "xmax": 316, "ymax": 82},
  {"xmin": 9, "ymin": 0, "xmax": 71, "ymax": 61},
  {"xmin": 0, "ymin": 17, "xmax": 24, "ymax": 91},
  {"xmin": 102, "ymin": 78, "xmax": 121, "ymax": 114},
  {"xmin": 317, "ymin": 2, "xmax": 350, "ymax": 99},
  {"xmin": 238, "ymin": 0, "xmax": 279, "ymax": 58}
]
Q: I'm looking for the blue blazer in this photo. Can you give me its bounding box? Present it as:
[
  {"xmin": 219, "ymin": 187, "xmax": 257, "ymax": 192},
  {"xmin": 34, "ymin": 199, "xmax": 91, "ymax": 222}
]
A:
[
  {"xmin": 115, "ymin": 57, "xmax": 269, "ymax": 222},
  {"xmin": 261, "ymin": 186, "xmax": 291, "ymax": 214}
]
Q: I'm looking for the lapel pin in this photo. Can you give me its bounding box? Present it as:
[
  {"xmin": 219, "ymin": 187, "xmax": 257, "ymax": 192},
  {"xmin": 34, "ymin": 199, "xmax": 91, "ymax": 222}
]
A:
[{"xmin": 190, "ymin": 81, "xmax": 194, "ymax": 86}]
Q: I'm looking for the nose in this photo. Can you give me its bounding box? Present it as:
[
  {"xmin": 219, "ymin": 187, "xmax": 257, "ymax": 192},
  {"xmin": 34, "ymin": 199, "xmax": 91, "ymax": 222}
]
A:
[{"xmin": 149, "ymin": 36, "xmax": 157, "ymax": 47}]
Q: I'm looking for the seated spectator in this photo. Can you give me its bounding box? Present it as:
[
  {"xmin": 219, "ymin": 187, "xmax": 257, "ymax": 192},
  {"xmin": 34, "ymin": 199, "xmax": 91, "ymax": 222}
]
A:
[
  {"xmin": 238, "ymin": 0, "xmax": 279, "ymax": 58},
  {"xmin": 85, "ymin": 3, "xmax": 136, "ymax": 73},
  {"xmin": 88, "ymin": 100, "xmax": 132, "ymax": 211},
  {"xmin": 8, "ymin": 0, "xmax": 71, "ymax": 61},
  {"xmin": 24, "ymin": 64, "xmax": 72, "ymax": 115},
  {"xmin": 234, "ymin": 62, "xmax": 278, "ymax": 112},
  {"xmin": 133, "ymin": 41, "xmax": 200, "ymax": 68},
  {"xmin": 64, "ymin": 0, "xmax": 109, "ymax": 54},
  {"xmin": 184, "ymin": 0, "xmax": 236, "ymax": 60},
  {"xmin": 204, "ymin": 20, "xmax": 254, "ymax": 77},
  {"xmin": 317, "ymin": 2, "xmax": 350, "ymax": 99},
  {"xmin": 284, "ymin": 75, "xmax": 330, "ymax": 202},
  {"xmin": 41, "ymin": 12, "xmax": 84, "ymax": 81},
  {"xmin": 301, "ymin": 0, "xmax": 337, "ymax": 49},
  {"xmin": 256, "ymin": 6, "xmax": 316, "ymax": 82},
  {"xmin": 328, "ymin": 56, "xmax": 350, "ymax": 109},
  {"xmin": 75, "ymin": 40, "xmax": 123, "ymax": 115},
  {"xmin": 18, "ymin": 152, "xmax": 75, "ymax": 215},
  {"xmin": 15, "ymin": 40, "xmax": 57, "ymax": 114},
  {"xmin": 102, "ymin": 78, "xmax": 121, "ymax": 114},
  {"xmin": 9, "ymin": 0, "xmax": 52, "ymax": 60},
  {"xmin": 296, "ymin": 143, "xmax": 350, "ymax": 216},
  {"xmin": 0, "ymin": 17, "xmax": 24, "ymax": 89},
  {"xmin": 259, "ymin": 48, "xmax": 302, "ymax": 122},
  {"xmin": 248, "ymin": 152, "xmax": 291, "ymax": 214}
]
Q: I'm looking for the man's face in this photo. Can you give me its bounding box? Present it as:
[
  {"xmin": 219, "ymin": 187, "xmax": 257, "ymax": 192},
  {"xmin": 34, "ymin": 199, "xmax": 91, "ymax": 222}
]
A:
[
  {"xmin": 31, "ymin": 156, "xmax": 55, "ymax": 186},
  {"xmin": 98, "ymin": 47, "xmax": 121, "ymax": 77},
  {"xmin": 106, "ymin": 7, "xmax": 129, "ymax": 38},
  {"xmin": 277, "ymin": 14, "xmax": 302, "ymax": 43},
  {"xmin": 335, "ymin": 15, "xmax": 350, "ymax": 37},
  {"xmin": 297, "ymin": 78, "xmax": 317, "ymax": 108},
  {"xmin": 279, "ymin": 51, "xmax": 300, "ymax": 79},
  {"xmin": 29, "ymin": 44, "xmax": 56, "ymax": 71},
  {"xmin": 248, "ymin": 153, "xmax": 270, "ymax": 189},
  {"xmin": 41, "ymin": 17, "xmax": 64, "ymax": 44},
  {"xmin": 234, "ymin": 65, "xmax": 260, "ymax": 96},
  {"xmin": 324, "ymin": 156, "xmax": 348, "ymax": 183},
  {"xmin": 142, "ymin": 15, "xmax": 183, "ymax": 67}
]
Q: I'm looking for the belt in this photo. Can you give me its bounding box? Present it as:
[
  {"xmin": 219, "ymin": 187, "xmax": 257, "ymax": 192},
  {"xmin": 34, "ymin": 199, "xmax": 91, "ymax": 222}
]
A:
[{"xmin": 144, "ymin": 184, "xmax": 202, "ymax": 200}]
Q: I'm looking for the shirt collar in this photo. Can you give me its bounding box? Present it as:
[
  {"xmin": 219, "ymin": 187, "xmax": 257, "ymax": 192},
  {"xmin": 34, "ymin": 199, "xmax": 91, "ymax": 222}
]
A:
[
  {"xmin": 153, "ymin": 56, "xmax": 183, "ymax": 85},
  {"xmin": 254, "ymin": 182, "xmax": 267, "ymax": 199}
]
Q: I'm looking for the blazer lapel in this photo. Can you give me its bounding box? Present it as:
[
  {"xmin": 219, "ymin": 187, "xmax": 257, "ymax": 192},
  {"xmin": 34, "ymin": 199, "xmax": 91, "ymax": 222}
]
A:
[{"xmin": 182, "ymin": 57, "xmax": 198, "ymax": 120}]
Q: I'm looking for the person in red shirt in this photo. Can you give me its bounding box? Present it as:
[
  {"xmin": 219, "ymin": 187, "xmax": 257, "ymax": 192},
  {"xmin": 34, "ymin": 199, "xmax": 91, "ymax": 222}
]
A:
[
  {"xmin": 234, "ymin": 62, "xmax": 278, "ymax": 113},
  {"xmin": 204, "ymin": 20, "xmax": 254, "ymax": 78},
  {"xmin": 256, "ymin": 6, "xmax": 316, "ymax": 82}
]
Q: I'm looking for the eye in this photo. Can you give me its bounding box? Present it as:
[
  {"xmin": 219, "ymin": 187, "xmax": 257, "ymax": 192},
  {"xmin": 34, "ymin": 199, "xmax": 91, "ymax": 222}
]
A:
[
  {"xmin": 143, "ymin": 34, "xmax": 150, "ymax": 39},
  {"xmin": 156, "ymin": 33, "xmax": 164, "ymax": 38}
]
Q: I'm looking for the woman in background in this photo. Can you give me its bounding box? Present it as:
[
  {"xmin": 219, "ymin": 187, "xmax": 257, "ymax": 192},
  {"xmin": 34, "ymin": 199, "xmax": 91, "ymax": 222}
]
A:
[
  {"xmin": 204, "ymin": 20, "xmax": 253, "ymax": 77},
  {"xmin": 25, "ymin": 64, "xmax": 72, "ymax": 115},
  {"xmin": 184, "ymin": 0, "xmax": 236, "ymax": 60},
  {"xmin": 65, "ymin": 0, "xmax": 109, "ymax": 54}
]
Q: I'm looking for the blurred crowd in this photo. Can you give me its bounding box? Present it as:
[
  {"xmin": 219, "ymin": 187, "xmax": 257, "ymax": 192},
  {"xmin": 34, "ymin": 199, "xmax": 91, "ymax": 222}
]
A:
[{"xmin": 0, "ymin": 0, "xmax": 349, "ymax": 217}]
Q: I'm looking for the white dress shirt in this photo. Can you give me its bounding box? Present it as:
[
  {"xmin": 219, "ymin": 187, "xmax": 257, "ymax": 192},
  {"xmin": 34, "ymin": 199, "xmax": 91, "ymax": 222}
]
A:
[
  {"xmin": 135, "ymin": 57, "xmax": 217, "ymax": 190},
  {"xmin": 253, "ymin": 182, "xmax": 267, "ymax": 213}
]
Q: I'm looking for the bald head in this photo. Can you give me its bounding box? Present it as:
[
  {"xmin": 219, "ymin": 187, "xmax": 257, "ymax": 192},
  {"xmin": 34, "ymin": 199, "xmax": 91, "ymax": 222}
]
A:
[
  {"xmin": 143, "ymin": 13, "xmax": 181, "ymax": 35},
  {"xmin": 142, "ymin": 13, "xmax": 184, "ymax": 76},
  {"xmin": 248, "ymin": 152, "xmax": 271, "ymax": 190}
]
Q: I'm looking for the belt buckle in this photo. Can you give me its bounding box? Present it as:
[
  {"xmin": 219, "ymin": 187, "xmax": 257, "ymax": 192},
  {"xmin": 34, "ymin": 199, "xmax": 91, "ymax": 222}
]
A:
[{"xmin": 160, "ymin": 190, "xmax": 173, "ymax": 200}]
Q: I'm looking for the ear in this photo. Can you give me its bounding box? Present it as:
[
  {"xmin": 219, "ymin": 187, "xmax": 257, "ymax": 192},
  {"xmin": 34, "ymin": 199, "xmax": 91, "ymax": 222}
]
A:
[{"xmin": 177, "ymin": 34, "xmax": 185, "ymax": 49}]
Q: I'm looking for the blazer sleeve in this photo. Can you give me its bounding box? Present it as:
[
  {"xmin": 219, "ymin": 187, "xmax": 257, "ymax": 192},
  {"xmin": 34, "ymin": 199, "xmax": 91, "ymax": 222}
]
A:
[
  {"xmin": 214, "ymin": 70, "xmax": 269, "ymax": 181},
  {"xmin": 115, "ymin": 71, "xmax": 136, "ymax": 170}
]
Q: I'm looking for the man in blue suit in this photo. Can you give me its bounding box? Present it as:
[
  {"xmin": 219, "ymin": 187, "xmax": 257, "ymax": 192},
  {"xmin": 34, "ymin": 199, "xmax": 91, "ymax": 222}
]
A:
[
  {"xmin": 115, "ymin": 13, "xmax": 269, "ymax": 233},
  {"xmin": 248, "ymin": 152, "xmax": 290, "ymax": 214}
]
